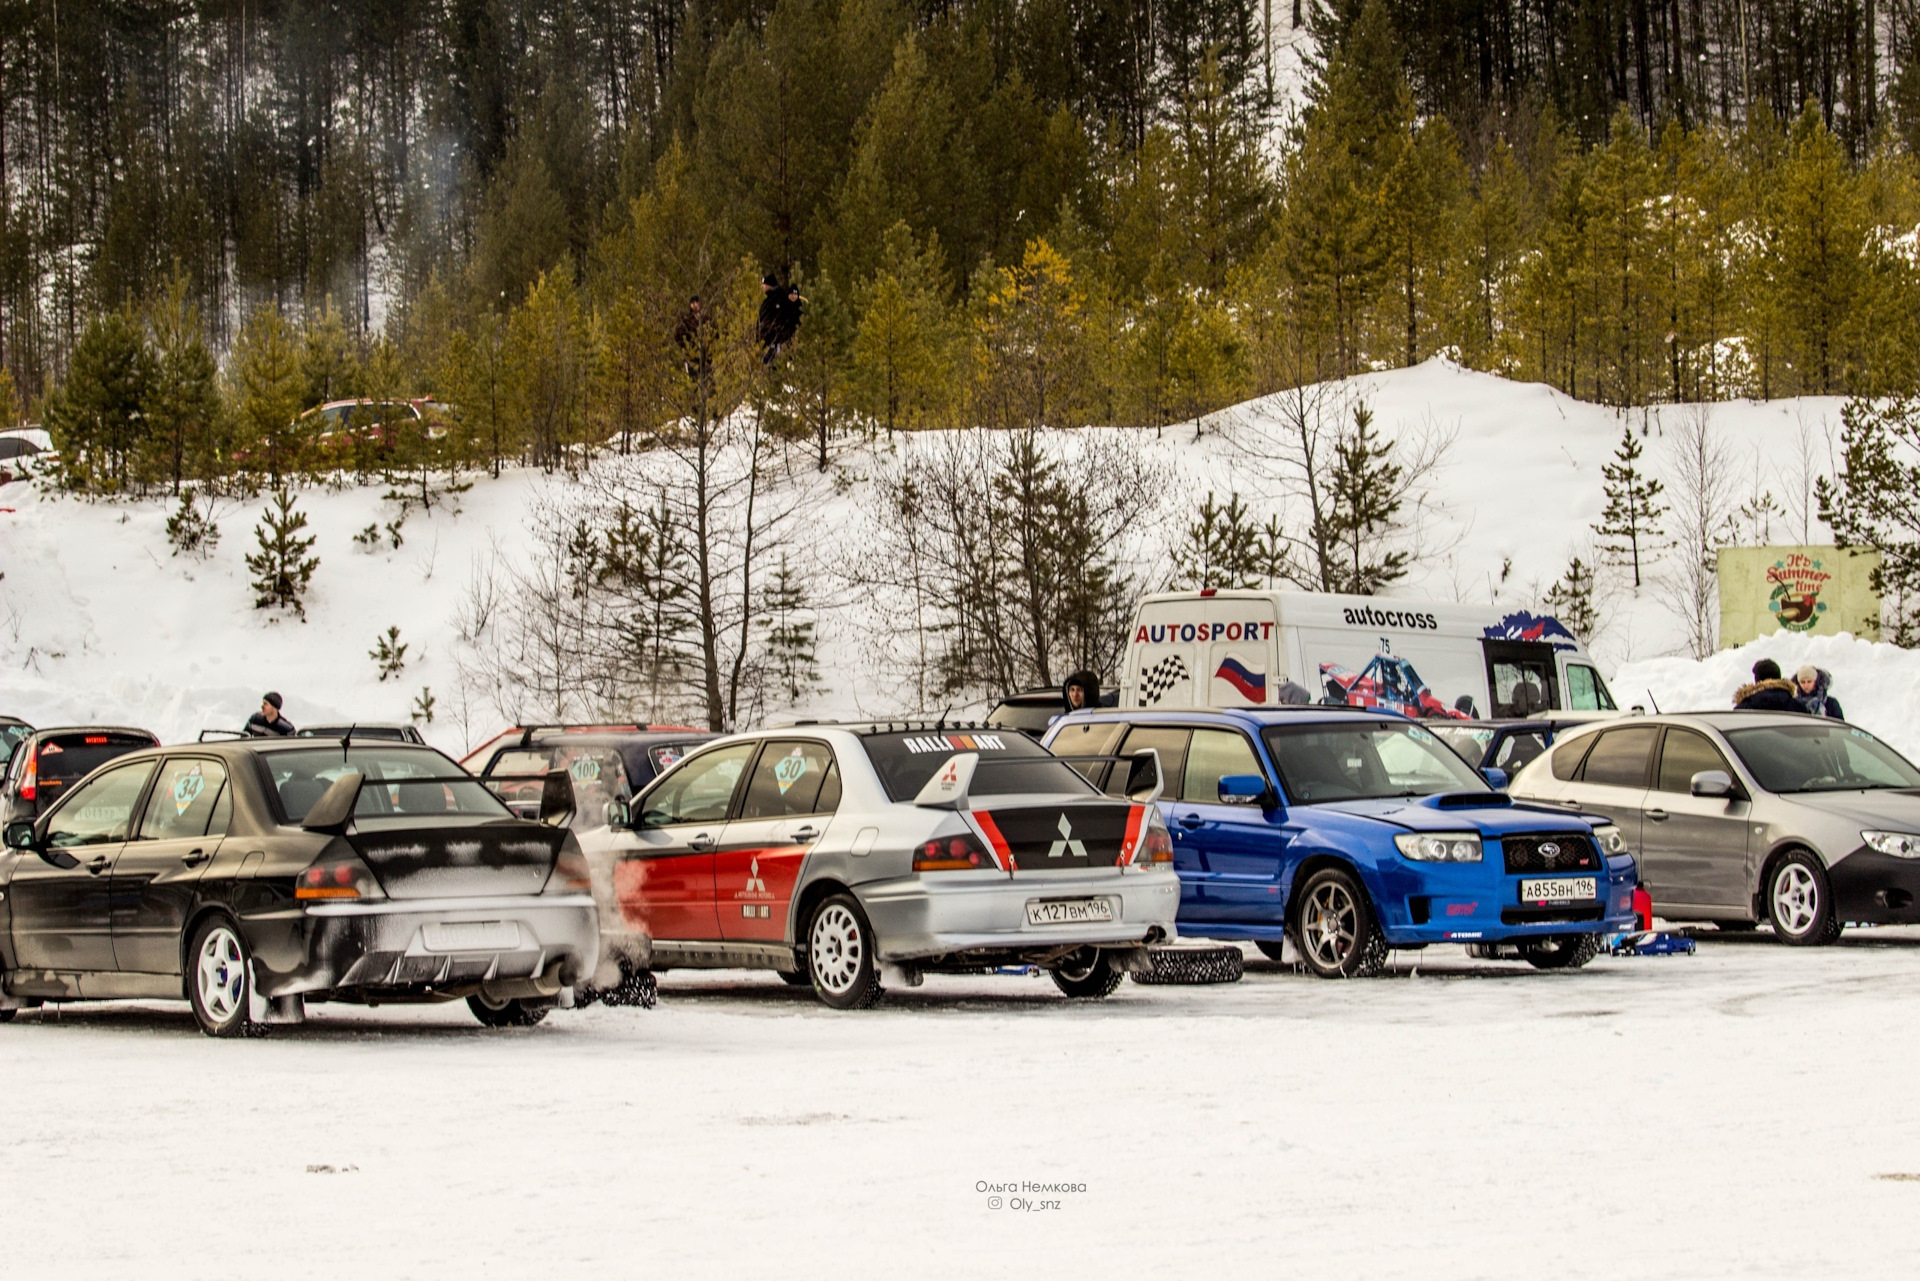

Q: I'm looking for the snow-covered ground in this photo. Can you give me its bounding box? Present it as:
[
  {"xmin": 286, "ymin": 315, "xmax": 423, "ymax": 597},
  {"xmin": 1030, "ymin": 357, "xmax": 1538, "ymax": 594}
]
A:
[
  {"xmin": 0, "ymin": 359, "xmax": 1891, "ymax": 755},
  {"xmin": 8, "ymin": 934, "xmax": 1920, "ymax": 1279}
]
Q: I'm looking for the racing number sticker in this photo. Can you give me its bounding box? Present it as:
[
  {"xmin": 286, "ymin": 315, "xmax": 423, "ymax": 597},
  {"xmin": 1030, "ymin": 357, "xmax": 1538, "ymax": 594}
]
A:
[
  {"xmin": 773, "ymin": 748, "xmax": 811, "ymax": 795},
  {"xmin": 172, "ymin": 763, "xmax": 205, "ymax": 816},
  {"xmin": 569, "ymin": 757, "xmax": 602, "ymax": 784}
]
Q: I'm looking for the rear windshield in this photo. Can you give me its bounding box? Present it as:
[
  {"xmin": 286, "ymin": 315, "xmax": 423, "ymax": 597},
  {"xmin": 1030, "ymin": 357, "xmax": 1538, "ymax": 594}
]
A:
[
  {"xmin": 34, "ymin": 732, "xmax": 157, "ymax": 787},
  {"xmin": 986, "ymin": 701, "xmax": 1059, "ymax": 733},
  {"xmin": 1262, "ymin": 721, "xmax": 1489, "ymax": 804},
  {"xmin": 862, "ymin": 731, "xmax": 1094, "ymax": 802},
  {"xmin": 1725, "ymin": 723, "xmax": 1920, "ymax": 794},
  {"xmin": 266, "ymin": 747, "xmax": 510, "ymax": 823}
]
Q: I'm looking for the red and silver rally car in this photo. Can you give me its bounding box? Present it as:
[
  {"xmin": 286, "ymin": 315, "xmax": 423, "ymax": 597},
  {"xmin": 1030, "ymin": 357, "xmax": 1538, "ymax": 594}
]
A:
[{"xmin": 604, "ymin": 723, "xmax": 1181, "ymax": 1007}]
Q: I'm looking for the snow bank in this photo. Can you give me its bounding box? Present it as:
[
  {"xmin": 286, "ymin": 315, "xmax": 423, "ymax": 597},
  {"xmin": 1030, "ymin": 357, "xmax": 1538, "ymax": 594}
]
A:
[{"xmin": 1614, "ymin": 630, "xmax": 1920, "ymax": 758}]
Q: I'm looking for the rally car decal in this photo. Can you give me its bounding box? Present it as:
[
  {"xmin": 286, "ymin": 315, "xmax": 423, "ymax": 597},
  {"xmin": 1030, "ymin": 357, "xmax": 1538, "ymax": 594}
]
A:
[{"xmin": 1321, "ymin": 653, "xmax": 1466, "ymax": 720}]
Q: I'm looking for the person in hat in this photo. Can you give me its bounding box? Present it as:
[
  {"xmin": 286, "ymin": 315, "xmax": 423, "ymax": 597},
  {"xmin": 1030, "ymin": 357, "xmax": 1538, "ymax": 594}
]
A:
[
  {"xmin": 245, "ymin": 692, "xmax": 296, "ymax": 737},
  {"xmin": 1792, "ymin": 664, "xmax": 1844, "ymax": 719},
  {"xmin": 1733, "ymin": 659, "xmax": 1800, "ymax": 712}
]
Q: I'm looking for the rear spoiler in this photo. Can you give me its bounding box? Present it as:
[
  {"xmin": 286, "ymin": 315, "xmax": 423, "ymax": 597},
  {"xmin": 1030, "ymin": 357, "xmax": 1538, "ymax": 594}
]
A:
[
  {"xmin": 910, "ymin": 750, "xmax": 1166, "ymax": 808},
  {"xmin": 1049, "ymin": 749, "xmax": 1164, "ymax": 804},
  {"xmin": 199, "ymin": 729, "xmax": 246, "ymax": 742}
]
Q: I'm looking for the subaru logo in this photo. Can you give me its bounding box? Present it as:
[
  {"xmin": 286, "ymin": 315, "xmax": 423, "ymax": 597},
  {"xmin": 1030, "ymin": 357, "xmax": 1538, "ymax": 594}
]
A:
[{"xmin": 1539, "ymin": 841, "xmax": 1561, "ymax": 865}]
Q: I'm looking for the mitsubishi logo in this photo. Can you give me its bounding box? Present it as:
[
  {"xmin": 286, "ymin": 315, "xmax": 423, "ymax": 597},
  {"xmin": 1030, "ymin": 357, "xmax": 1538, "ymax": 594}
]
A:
[
  {"xmin": 1539, "ymin": 841, "xmax": 1561, "ymax": 866},
  {"xmin": 745, "ymin": 856, "xmax": 767, "ymax": 893},
  {"xmin": 1047, "ymin": 814, "xmax": 1089, "ymax": 859}
]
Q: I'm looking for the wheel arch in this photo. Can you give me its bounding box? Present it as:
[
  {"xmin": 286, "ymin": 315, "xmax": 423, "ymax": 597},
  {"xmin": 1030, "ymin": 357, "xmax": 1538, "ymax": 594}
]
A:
[
  {"xmin": 790, "ymin": 877, "xmax": 857, "ymax": 948},
  {"xmin": 178, "ymin": 901, "xmax": 240, "ymax": 992},
  {"xmin": 1753, "ymin": 840, "xmax": 1823, "ymax": 921},
  {"xmin": 1283, "ymin": 852, "xmax": 1374, "ymax": 935}
]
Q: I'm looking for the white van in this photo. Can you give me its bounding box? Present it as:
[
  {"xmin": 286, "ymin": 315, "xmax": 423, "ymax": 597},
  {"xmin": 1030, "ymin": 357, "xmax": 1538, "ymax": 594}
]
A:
[{"xmin": 1121, "ymin": 590, "xmax": 1616, "ymax": 718}]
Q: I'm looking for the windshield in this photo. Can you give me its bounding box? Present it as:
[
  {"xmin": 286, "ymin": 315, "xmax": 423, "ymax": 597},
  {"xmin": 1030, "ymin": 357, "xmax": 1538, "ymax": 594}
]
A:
[
  {"xmin": 862, "ymin": 730, "xmax": 1094, "ymax": 802},
  {"xmin": 1430, "ymin": 725, "xmax": 1495, "ymax": 761},
  {"xmin": 1262, "ymin": 721, "xmax": 1490, "ymax": 804},
  {"xmin": 1724, "ymin": 723, "xmax": 1920, "ymax": 794},
  {"xmin": 266, "ymin": 747, "xmax": 510, "ymax": 822}
]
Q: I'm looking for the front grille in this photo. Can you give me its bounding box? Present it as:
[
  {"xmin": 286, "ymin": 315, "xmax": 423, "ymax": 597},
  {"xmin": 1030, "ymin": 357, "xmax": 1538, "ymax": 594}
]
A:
[{"xmin": 1501, "ymin": 833, "xmax": 1600, "ymax": 875}]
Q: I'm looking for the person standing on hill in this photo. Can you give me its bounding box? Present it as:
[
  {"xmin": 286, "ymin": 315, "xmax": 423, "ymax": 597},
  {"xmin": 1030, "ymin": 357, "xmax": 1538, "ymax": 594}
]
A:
[
  {"xmin": 758, "ymin": 277, "xmax": 805, "ymax": 365},
  {"xmin": 757, "ymin": 274, "xmax": 785, "ymax": 364},
  {"xmin": 1793, "ymin": 664, "xmax": 1844, "ymax": 719},
  {"xmin": 245, "ymin": 692, "xmax": 296, "ymax": 737},
  {"xmin": 1734, "ymin": 659, "xmax": 1801, "ymax": 712}
]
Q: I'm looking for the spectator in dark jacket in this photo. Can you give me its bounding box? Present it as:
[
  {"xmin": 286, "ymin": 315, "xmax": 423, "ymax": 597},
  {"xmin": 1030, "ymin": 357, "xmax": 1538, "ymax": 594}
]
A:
[
  {"xmin": 757, "ymin": 274, "xmax": 785, "ymax": 362},
  {"xmin": 1734, "ymin": 659, "xmax": 1801, "ymax": 712},
  {"xmin": 245, "ymin": 692, "xmax": 295, "ymax": 737},
  {"xmin": 1793, "ymin": 664, "xmax": 1844, "ymax": 719},
  {"xmin": 760, "ymin": 281, "xmax": 804, "ymax": 364},
  {"xmin": 1061, "ymin": 670, "xmax": 1101, "ymax": 715}
]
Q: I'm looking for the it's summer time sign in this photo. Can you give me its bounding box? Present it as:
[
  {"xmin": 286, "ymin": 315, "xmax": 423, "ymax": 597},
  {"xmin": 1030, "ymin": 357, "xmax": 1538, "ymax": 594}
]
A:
[{"xmin": 1717, "ymin": 545, "xmax": 1881, "ymax": 645}]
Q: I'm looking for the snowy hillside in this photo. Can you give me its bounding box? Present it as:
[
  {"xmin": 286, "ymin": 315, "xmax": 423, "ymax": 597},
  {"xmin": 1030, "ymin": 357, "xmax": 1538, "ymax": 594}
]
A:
[{"xmin": 2, "ymin": 358, "xmax": 1909, "ymax": 756}]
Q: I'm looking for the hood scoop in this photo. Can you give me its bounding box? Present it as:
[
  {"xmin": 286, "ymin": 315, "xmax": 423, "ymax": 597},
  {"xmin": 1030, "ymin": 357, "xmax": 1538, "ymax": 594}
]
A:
[{"xmin": 1420, "ymin": 791, "xmax": 1512, "ymax": 810}]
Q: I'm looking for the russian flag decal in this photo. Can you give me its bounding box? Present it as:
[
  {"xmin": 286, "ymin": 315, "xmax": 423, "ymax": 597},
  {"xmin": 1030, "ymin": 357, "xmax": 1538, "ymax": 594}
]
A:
[{"xmin": 1216, "ymin": 656, "xmax": 1267, "ymax": 702}]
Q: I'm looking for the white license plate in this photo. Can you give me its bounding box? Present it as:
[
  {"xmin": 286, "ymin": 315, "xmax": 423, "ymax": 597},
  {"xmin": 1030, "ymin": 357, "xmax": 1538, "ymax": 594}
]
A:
[
  {"xmin": 421, "ymin": 920, "xmax": 520, "ymax": 952},
  {"xmin": 1025, "ymin": 898, "xmax": 1114, "ymax": 926},
  {"xmin": 1518, "ymin": 877, "xmax": 1597, "ymax": 905}
]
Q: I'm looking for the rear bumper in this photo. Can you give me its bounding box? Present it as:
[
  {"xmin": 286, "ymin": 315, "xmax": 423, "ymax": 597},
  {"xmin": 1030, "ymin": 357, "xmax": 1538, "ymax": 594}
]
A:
[
  {"xmin": 1829, "ymin": 849, "xmax": 1920, "ymax": 924},
  {"xmin": 859, "ymin": 870, "xmax": 1181, "ymax": 962},
  {"xmin": 246, "ymin": 894, "xmax": 600, "ymax": 1000}
]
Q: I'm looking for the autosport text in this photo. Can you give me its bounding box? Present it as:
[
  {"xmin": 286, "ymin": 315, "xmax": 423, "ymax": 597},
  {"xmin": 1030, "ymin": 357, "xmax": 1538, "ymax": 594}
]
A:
[{"xmin": 1134, "ymin": 621, "xmax": 1274, "ymax": 644}]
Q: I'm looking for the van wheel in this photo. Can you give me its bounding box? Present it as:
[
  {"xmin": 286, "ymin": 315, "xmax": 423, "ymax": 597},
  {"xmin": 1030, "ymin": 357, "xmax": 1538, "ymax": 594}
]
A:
[
  {"xmin": 806, "ymin": 894, "xmax": 883, "ymax": 1009},
  {"xmin": 1291, "ymin": 867, "xmax": 1388, "ymax": 978},
  {"xmin": 1767, "ymin": 852, "xmax": 1843, "ymax": 946},
  {"xmin": 1521, "ymin": 933, "xmax": 1602, "ymax": 970},
  {"xmin": 188, "ymin": 916, "xmax": 262, "ymax": 1038},
  {"xmin": 1050, "ymin": 947, "xmax": 1124, "ymax": 998}
]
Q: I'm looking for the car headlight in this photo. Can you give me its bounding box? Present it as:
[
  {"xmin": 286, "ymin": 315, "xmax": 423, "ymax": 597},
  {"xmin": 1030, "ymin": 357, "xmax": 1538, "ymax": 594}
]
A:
[
  {"xmin": 1590, "ymin": 823, "xmax": 1628, "ymax": 855},
  {"xmin": 1862, "ymin": 830, "xmax": 1920, "ymax": 859},
  {"xmin": 1393, "ymin": 832, "xmax": 1482, "ymax": 862}
]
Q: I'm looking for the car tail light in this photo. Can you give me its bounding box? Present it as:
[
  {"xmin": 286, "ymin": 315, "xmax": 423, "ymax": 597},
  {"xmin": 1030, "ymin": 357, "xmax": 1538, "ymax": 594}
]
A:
[
  {"xmin": 914, "ymin": 833, "xmax": 995, "ymax": 871},
  {"xmin": 295, "ymin": 857, "xmax": 384, "ymax": 900},
  {"xmin": 546, "ymin": 845, "xmax": 593, "ymax": 894},
  {"xmin": 1130, "ymin": 810, "xmax": 1174, "ymax": 866}
]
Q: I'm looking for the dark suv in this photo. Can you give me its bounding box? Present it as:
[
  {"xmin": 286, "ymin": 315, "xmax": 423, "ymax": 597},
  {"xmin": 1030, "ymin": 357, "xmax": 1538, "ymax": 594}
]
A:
[{"xmin": 1, "ymin": 727, "xmax": 162, "ymax": 826}]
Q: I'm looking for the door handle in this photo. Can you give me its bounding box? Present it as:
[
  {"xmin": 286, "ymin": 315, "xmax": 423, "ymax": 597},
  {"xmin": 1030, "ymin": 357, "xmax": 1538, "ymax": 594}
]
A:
[
  {"xmin": 1646, "ymin": 809, "xmax": 1669, "ymax": 822},
  {"xmin": 688, "ymin": 833, "xmax": 715, "ymax": 851},
  {"xmin": 86, "ymin": 855, "xmax": 110, "ymax": 875},
  {"xmin": 1177, "ymin": 815, "xmax": 1206, "ymax": 828},
  {"xmin": 790, "ymin": 826, "xmax": 820, "ymax": 843},
  {"xmin": 180, "ymin": 848, "xmax": 211, "ymax": 867}
]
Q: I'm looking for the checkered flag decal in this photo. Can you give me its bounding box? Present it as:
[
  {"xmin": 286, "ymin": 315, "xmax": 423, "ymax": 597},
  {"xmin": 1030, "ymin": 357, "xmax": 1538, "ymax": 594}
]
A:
[{"xmin": 1137, "ymin": 655, "xmax": 1191, "ymax": 706}]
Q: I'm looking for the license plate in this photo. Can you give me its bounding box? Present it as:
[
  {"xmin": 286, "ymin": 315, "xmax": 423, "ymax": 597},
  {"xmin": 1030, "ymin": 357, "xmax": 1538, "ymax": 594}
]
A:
[
  {"xmin": 421, "ymin": 920, "xmax": 520, "ymax": 952},
  {"xmin": 1518, "ymin": 877, "xmax": 1597, "ymax": 905},
  {"xmin": 1025, "ymin": 898, "xmax": 1114, "ymax": 926}
]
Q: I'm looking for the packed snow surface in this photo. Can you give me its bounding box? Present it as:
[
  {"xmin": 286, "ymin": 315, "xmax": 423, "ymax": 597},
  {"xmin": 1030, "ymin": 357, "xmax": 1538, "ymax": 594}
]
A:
[
  {"xmin": 7, "ymin": 937, "xmax": 1920, "ymax": 1278},
  {"xmin": 0, "ymin": 358, "xmax": 1885, "ymax": 748}
]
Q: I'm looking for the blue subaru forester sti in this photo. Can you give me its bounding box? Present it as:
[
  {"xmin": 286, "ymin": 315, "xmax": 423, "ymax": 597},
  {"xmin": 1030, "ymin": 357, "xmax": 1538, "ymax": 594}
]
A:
[{"xmin": 1043, "ymin": 707, "xmax": 1639, "ymax": 976}]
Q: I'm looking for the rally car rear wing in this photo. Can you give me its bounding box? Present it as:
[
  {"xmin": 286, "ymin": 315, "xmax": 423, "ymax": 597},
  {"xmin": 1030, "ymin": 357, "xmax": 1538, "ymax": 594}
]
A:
[{"xmin": 914, "ymin": 748, "xmax": 1164, "ymax": 810}]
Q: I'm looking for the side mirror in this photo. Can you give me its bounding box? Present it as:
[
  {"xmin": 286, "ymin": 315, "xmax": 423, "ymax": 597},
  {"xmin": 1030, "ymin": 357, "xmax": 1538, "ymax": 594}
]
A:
[
  {"xmin": 4, "ymin": 818, "xmax": 37, "ymax": 850},
  {"xmin": 1124, "ymin": 749, "xmax": 1163, "ymax": 804},
  {"xmin": 1482, "ymin": 766, "xmax": 1510, "ymax": 791},
  {"xmin": 605, "ymin": 798, "xmax": 630, "ymax": 828},
  {"xmin": 1217, "ymin": 774, "xmax": 1270, "ymax": 806},
  {"xmin": 1691, "ymin": 770, "xmax": 1735, "ymax": 799},
  {"xmin": 539, "ymin": 769, "xmax": 577, "ymax": 827}
]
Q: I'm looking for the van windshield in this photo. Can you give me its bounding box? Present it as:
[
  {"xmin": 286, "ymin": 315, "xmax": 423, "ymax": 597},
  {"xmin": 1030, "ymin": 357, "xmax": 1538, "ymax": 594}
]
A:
[{"xmin": 1262, "ymin": 721, "xmax": 1489, "ymax": 804}]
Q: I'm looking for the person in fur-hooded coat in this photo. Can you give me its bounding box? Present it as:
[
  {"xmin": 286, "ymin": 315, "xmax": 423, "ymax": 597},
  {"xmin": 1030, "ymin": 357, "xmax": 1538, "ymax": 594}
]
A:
[{"xmin": 1734, "ymin": 658, "xmax": 1801, "ymax": 712}]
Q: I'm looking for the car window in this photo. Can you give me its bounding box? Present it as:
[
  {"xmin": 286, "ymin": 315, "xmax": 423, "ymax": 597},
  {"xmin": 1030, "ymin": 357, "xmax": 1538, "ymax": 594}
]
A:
[
  {"xmin": 738, "ymin": 741, "xmax": 839, "ymax": 819},
  {"xmin": 1113, "ymin": 728, "xmax": 1192, "ymax": 798},
  {"xmin": 1431, "ymin": 725, "xmax": 1494, "ymax": 763},
  {"xmin": 138, "ymin": 759, "xmax": 230, "ymax": 840},
  {"xmin": 860, "ymin": 731, "xmax": 1094, "ymax": 802},
  {"xmin": 1494, "ymin": 730, "xmax": 1549, "ymax": 772},
  {"xmin": 1656, "ymin": 729, "xmax": 1733, "ymax": 794},
  {"xmin": 28, "ymin": 731, "xmax": 157, "ymax": 801},
  {"xmin": 1490, "ymin": 659, "xmax": 1556, "ymax": 717},
  {"xmin": 44, "ymin": 759, "xmax": 157, "ymax": 847},
  {"xmin": 1551, "ymin": 733, "xmax": 1598, "ymax": 780},
  {"xmin": 1183, "ymin": 729, "xmax": 1263, "ymax": 802},
  {"xmin": 266, "ymin": 747, "xmax": 507, "ymax": 822},
  {"xmin": 1261, "ymin": 722, "xmax": 1486, "ymax": 804},
  {"xmin": 648, "ymin": 742, "xmax": 702, "ymax": 775},
  {"xmin": 1576, "ymin": 727, "xmax": 1658, "ymax": 789},
  {"xmin": 1725, "ymin": 722, "xmax": 1920, "ymax": 794},
  {"xmin": 640, "ymin": 742, "xmax": 757, "ymax": 827},
  {"xmin": 206, "ymin": 778, "xmax": 233, "ymax": 837},
  {"xmin": 1566, "ymin": 665, "xmax": 1615, "ymax": 711},
  {"xmin": 1049, "ymin": 720, "xmax": 1127, "ymax": 784}
]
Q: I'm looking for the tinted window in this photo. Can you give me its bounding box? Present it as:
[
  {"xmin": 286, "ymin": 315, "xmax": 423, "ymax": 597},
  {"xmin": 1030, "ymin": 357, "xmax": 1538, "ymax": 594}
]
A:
[
  {"xmin": 138, "ymin": 759, "xmax": 230, "ymax": 840},
  {"xmin": 30, "ymin": 731, "xmax": 157, "ymax": 793},
  {"xmin": 738, "ymin": 741, "xmax": 839, "ymax": 819},
  {"xmin": 1048, "ymin": 720, "xmax": 1127, "ymax": 784},
  {"xmin": 1725, "ymin": 723, "xmax": 1920, "ymax": 794},
  {"xmin": 862, "ymin": 731, "xmax": 1093, "ymax": 803},
  {"xmin": 44, "ymin": 760, "xmax": 156, "ymax": 847},
  {"xmin": 1261, "ymin": 722, "xmax": 1486, "ymax": 804},
  {"xmin": 1494, "ymin": 730, "xmax": 1549, "ymax": 772},
  {"xmin": 986, "ymin": 700, "xmax": 1061, "ymax": 734},
  {"xmin": 1656, "ymin": 729, "xmax": 1732, "ymax": 794},
  {"xmin": 1490, "ymin": 660, "xmax": 1556, "ymax": 717},
  {"xmin": 266, "ymin": 747, "xmax": 507, "ymax": 822},
  {"xmin": 1183, "ymin": 729, "xmax": 1263, "ymax": 802},
  {"xmin": 1551, "ymin": 733, "xmax": 1598, "ymax": 781},
  {"xmin": 1577, "ymin": 727, "xmax": 1658, "ymax": 788},
  {"xmin": 639, "ymin": 742, "xmax": 757, "ymax": 826},
  {"xmin": 1114, "ymin": 728, "xmax": 1192, "ymax": 798}
]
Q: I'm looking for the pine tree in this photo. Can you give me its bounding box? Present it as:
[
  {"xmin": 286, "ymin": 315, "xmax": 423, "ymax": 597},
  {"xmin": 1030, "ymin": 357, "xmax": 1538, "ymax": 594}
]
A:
[
  {"xmin": 246, "ymin": 488, "xmax": 320, "ymax": 620},
  {"xmin": 1171, "ymin": 492, "xmax": 1288, "ymax": 589},
  {"xmin": 1543, "ymin": 556, "xmax": 1600, "ymax": 643},
  {"xmin": 1596, "ymin": 422, "xmax": 1670, "ymax": 589},
  {"xmin": 230, "ymin": 307, "xmax": 307, "ymax": 488},
  {"xmin": 785, "ymin": 268, "xmax": 854, "ymax": 469},
  {"xmin": 371, "ymin": 626, "xmax": 409, "ymax": 681},
  {"xmin": 850, "ymin": 223, "xmax": 952, "ymax": 435},
  {"xmin": 1818, "ymin": 396, "xmax": 1920, "ymax": 642},
  {"xmin": 1320, "ymin": 403, "xmax": 1410, "ymax": 593},
  {"xmin": 142, "ymin": 272, "xmax": 222, "ymax": 495},
  {"xmin": 44, "ymin": 310, "xmax": 151, "ymax": 493},
  {"xmin": 165, "ymin": 488, "xmax": 221, "ymax": 558},
  {"xmin": 760, "ymin": 553, "xmax": 822, "ymax": 705}
]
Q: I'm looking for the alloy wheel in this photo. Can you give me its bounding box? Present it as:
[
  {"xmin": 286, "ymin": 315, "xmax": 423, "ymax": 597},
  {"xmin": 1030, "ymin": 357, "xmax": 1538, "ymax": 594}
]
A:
[
  {"xmin": 195, "ymin": 926, "xmax": 247, "ymax": 1024},
  {"xmin": 809, "ymin": 903, "xmax": 864, "ymax": 995},
  {"xmin": 1772, "ymin": 863, "xmax": 1820, "ymax": 936},
  {"xmin": 1302, "ymin": 881, "xmax": 1358, "ymax": 968}
]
